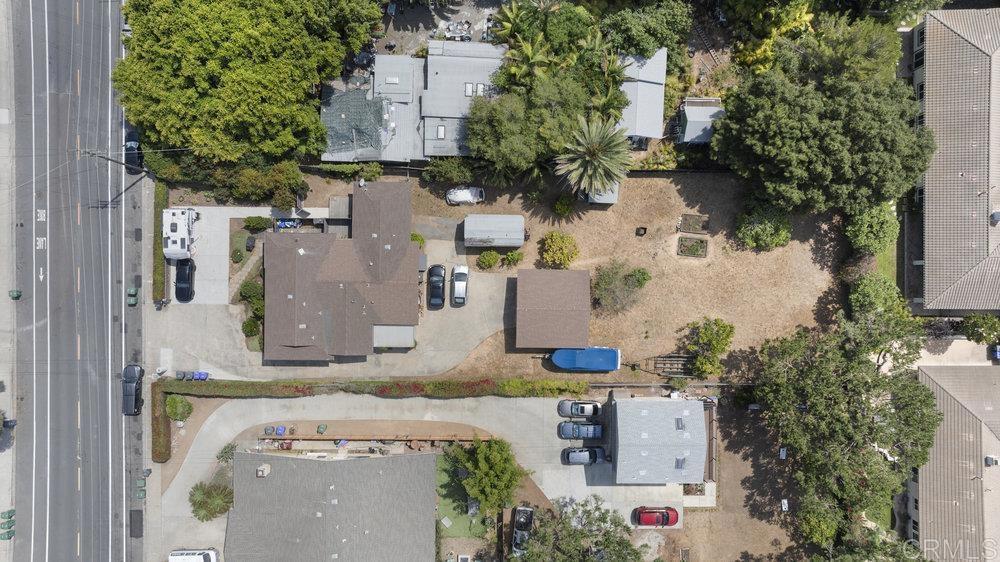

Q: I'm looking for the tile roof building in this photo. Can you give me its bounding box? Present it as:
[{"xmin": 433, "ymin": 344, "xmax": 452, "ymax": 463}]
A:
[
  {"xmin": 618, "ymin": 48, "xmax": 668, "ymax": 140},
  {"xmin": 514, "ymin": 269, "xmax": 590, "ymax": 349},
  {"xmin": 607, "ymin": 392, "xmax": 708, "ymax": 485},
  {"xmin": 321, "ymin": 41, "xmax": 505, "ymax": 163},
  {"xmin": 224, "ymin": 452, "xmax": 437, "ymax": 562},
  {"xmin": 909, "ymin": 367, "xmax": 1000, "ymax": 561},
  {"xmin": 916, "ymin": 9, "xmax": 1000, "ymax": 310},
  {"xmin": 262, "ymin": 182, "xmax": 422, "ymax": 362}
]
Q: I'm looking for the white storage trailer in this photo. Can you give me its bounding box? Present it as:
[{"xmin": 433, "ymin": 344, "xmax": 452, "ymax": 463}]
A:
[{"xmin": 463, "ymin": 214, "xmax": 525, "ymax": 248}]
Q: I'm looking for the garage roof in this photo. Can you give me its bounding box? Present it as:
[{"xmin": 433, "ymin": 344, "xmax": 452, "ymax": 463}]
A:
[{"xmin": 515, "ymin": 269, "xmax": 590, "ymax": 349}]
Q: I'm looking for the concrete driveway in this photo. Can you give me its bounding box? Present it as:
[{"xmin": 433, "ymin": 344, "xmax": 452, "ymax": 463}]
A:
[{"xmin": 154, "ymin": 395, "xmax": 684, "ymax": 559}]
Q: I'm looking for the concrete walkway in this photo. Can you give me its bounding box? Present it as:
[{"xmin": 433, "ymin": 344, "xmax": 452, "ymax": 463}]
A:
[
  {"xmin": 916, "ymin": 338, "xmax": 992, "ymax": 367},
  {"xmin": 0, "ymin": 0, "xmax": 16, "ymax": 558},
  {"xmin": 155, "ymin": 395, "xmax": 687, "ymax": 559}
]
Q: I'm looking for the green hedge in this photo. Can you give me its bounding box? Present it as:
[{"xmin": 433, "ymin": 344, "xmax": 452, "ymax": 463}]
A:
[
  {"xmin": 151, "ymin": 381, "xmax": 172, "ymax": 462},
  {"xmin": 152, "ymin": 183, "xmax": 169, "ymax": 301}
]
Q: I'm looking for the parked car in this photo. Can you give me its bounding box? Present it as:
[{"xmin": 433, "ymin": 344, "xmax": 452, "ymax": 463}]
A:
[
  {"xmin": 561, "ymin": 447, "xmax": 607, "ymax": 466},
  {"xmin": 121, "ymin": 364, "xmax": 144, "ymax": 416},
  {"xmin": 510, "ymin": 506, "xmax": 534, "ymax": 557},
  {"xmin": 633, "ymin": 506, "xmax": 679, "ymax": 527},
  {"xmin": 557, "ymin": 421, "xmax": 603, "ymax": 440},
  {"xmin": 168, "ymin": 549, "xmax": 219, "ymax": 562},
  {"xmin": 445, "ymin": 186, "xmax": 485, "ymax": 205},
  {"xmin": 174, "ymin": 258, "xmax": 195, "ymax": 303},
  {"xmin": 245, "ymin": 235, "xmax": 256, "ymax": 252},
  {"xmin": 124, "ymin": 130, "xmax": 143, "ymax": 175},
  {"xmin": 427, "ymin": 264, "xmax": 445, "ymax": 309},
  {"xmin": 451, "ymin": 265, "xmax": 469, "ymax": 306},
  {"xmin": 557, "ymin": 400, "xmax": 602, "ymax": 418}
]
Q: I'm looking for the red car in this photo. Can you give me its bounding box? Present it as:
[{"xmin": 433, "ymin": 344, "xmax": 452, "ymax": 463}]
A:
[{"xmin": 633, "ymin": 506, "xmax": 679, "ymax": 527}]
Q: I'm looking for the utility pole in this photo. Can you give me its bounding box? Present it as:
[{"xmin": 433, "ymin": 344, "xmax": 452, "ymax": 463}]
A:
[{"xmin": 81, "ymin": 149, "xmax": 147, "ymax": 174}]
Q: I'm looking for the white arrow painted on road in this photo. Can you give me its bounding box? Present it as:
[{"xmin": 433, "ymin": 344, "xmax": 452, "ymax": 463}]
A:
[{"xmin": 38, "ymin": 268, "xmax": 44, "ymax": 282}]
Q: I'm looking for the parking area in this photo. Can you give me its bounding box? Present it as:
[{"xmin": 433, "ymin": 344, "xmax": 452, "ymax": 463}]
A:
[
  {"xmin": 156, "ymin": 394, "xmax": 697, "ymax": 558},
  {"xmin": 376, "ymin": 0, "xmax": 501, "ymax": 55}
]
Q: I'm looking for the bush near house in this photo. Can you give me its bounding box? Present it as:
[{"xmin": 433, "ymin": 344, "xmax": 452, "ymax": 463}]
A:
[
  {"xmin": 476, "ymin": 250, "xmax": 501, "ymax": 270},
  {"xmin": 410, "ymin": 232, "xmax": 426, "ymax": 249},
  {"xmin": 189, "ymin": 481, "xmax": 234, "ymax": 522},
  {"xmin": 231, "ymin": 248, "xmax": 244, "ymax": 264},
  {"xmin": 242, "ymin": 318, "xmax": 260, "ymax": 337},
  {"xmin": 445, "ymin": 438, "xmax": 527, "ymax": 514},
  {"xmin": 552, "ymin": 193, "xmax": 576, "ymax": 218},
  {"xmin": 502, "ymin": 250, "xmax": 524, "ymax": 268},
  {"xmin": 166, "ymin": 394, "xmax": 194, "ymax": 421},
  {"xmin": 845, "ymin": 203, "xmax": 898, "ymax": 256},
  {"xmin": 540, "ymin": 231, "xmax": 579, "ymax": 269},
  {"xmin": 735, "ymin": 203, "xmax": 792, "ymax": 251},
  {"xmin": 961, "ymin": 314, "xmax": 1000, "ymax": 345},
  {"xmin": 243, "ymin": 216, "xmax": 272, "ymax": 232},
  {"xmin": 239, "ymin": 280, "xmax": 264, "ymax": 301},
  {"xmin": 421, "ymin": 157, "xmax": 474, "ymax": 184}
]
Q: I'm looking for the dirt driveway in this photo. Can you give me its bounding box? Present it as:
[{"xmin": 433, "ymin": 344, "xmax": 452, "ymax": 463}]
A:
[{"xmin": 412, "ymin": 174, "xmax": 844, "ymax": 378}]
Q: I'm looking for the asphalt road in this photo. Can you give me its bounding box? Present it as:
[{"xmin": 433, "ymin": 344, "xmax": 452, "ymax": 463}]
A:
[{"xmin": 9, "ymin": 0, "xmax": 144, "ymax": 560}]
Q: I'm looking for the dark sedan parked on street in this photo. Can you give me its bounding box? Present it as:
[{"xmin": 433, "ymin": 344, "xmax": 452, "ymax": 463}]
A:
[{"xmin": 427, "ymin": 264, "xmax": 445, "ymax": 309}]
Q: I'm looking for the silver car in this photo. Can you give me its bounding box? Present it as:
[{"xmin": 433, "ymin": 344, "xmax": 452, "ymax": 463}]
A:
[
  {"xmin": 557, "ymin": 400, "xmax": 602, "ymax": 418},
  {"xmin": 451, "ymin": 265, "xmax": 469, "ymax": 306},
  {"xmin": 562, "ymin": 447, "xmax": 607, "ymax": 465}
]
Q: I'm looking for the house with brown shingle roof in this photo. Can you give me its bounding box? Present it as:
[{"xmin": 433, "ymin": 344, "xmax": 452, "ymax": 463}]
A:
[
  {"xmin": 910, "ymin": 367, "xmax": 1000, "ymax": 561},
  {"xmin": 261, "ymin": 182, "xmax": 422, "ymax": 362},
  {"xmin": 515, "ymin": 269, "xmax": 590, "ymax": 349},
  {"xmin": 915, "ymin": 9, "xmax": 1000, "ymax": 311}
]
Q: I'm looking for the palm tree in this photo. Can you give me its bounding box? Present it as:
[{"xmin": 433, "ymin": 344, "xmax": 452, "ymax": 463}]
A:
[
  {"xmin": 590, "ymin": 84, "xmax": 623, "ymax": 121},
  {"xmin": 554, "ymin": 117, "xmax": 631, "ymax": 197},
  {"xmin": 494, "ymin": 0, "xmax": 529, "ymax": 43},
  {"xmin": 505, "ymin": 33, "xmax": 553, "ymax": 84}
]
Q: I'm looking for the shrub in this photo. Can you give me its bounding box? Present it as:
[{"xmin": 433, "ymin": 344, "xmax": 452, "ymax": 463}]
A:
[
  {"xmin": 477, "ymin": 250, "xmax": 501, "ymax": 270},
  {"xmin": 848, "ymin": 272, "xmax": 901, "ymax": 318},
  {"xmin": 960, "ymin": 314, "xmax": 1000, "ymax": 345},
  {"xmin": 271, "ymin": 185, "xmax": 297, "ymax": 211},
  {"xmin": 152, "ymin": 182, "xmax": 169, "ymax": 302},
  {"xmin": 239, "ymin": 280, "xmax": 264, "ymax": 302},
  {"xmin": 421, "ymin": 157, "xmax": 474, "ymax": 184},
  {"xmin": 502, "ymin": 250, "xmax": 524, "ymax": 268},
  {"xmin": 217, "ymin": 442, "xmax": 238, "ymax": 464},
  {"xmin": 165, "ymin": 395, "xmax": 194, "ymax": 422},
  {"xmin": 242, "ymin": 318, "xmax": 260, "ymax": 337},
  {"xmin": 189, "ymin": 482, "xmax": 234, "ymax": 522},
  {"xmin": 497, "ymin": 378, "xmax": 587, "ymax": 397},
  {"xmin": 231, "ymin": 248, "xmax": 244, "ymax": 264},
  {"xmin": 845, "ymin": 203, "xmax": 899, "ymax": 255},
  {"xmin": 552, "ymin": 193, "xmax": 575, "ymax": 217},
  {"xmin": 243, "ymin": 216, "xmax": 272, "ymax": 232},
  {"xmin": 410, "ymin": 232, "xmax": 426, "ymax": 249},
  {"xmin": 735, "ymin": 204, "xmax": 792, "ymax": 251},
  {"xmin": 592, "ymin": 260, "xmax": 652, "ymax": 313},
  {"xmin": 686, "ymin": 317, "xmax": 735, "ymax": 379},
  {"xmin": 445, "ymin": 438, "xmax": 527, "ymax": 513},
  {"xmin": 151, "ymin": 382, "xmax": 171, "ymax": 462},
  {"xmin": 360, "ymin": 162, "xmax": 383, "ymax": 181},
  {"xmin": 249, "ymin": 298, "xmax": 265, "ymax": 321},
  {"xmin": 525, "ymin": 190, "xmax": 545, "ymax": 205},
  {"xmin": 540, "ymin": 231, "xmax": 579, "ymax": 269}
]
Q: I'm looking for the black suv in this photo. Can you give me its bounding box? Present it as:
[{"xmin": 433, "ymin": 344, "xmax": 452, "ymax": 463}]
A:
[
  {"xmin": 427, "ymin": 264, "xmax": 445, "ymax": 309},
  {"xmin": 121, "ymin": 364, "xmax": 144, "ymax": 416},
  {"xmin": 123, "ymin": 130, "xmax": 143, "ymax": 175},
  {"xmin": 175, "ymin": 259, "xmax": 195, "ymax": 303}
]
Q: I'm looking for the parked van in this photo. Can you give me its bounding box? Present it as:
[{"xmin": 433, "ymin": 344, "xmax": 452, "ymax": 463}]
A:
[
  {"xmin": 121, "ymin": 364, "xmax": 144, "ymax": 416},
  {"xmin": 168, "ymin": 549, "xmax": 218, "ymax": 562},
  {"xmin": 463, "ymin": 214, "xmax": 525, "ymax": 248}
]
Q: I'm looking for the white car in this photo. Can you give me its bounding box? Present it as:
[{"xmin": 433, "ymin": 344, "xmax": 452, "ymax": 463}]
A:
[
  {"xmin": 451, "ymin": 265, "xmax": 469, "ymax": 306},
  {"xmin": 445, "ymin": 186, "xmax": 485, "ymax": 205}
]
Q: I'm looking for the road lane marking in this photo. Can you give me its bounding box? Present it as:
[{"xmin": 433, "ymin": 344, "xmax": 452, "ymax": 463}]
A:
[
  {"xmin": 75, "ymin": 69, "xmax": 80, "ymax": 96},
  {"xmin": 77, "ymin": 466, "xmax": 80, "ymax": 491},
  {"xmin": 44, "ymin": 0, "xmax": 53, "ymax": 558},
  {"xmin": 77, "ymin": 266, "xmax": 80, "ymax": 293},
  {"xmin": 77, "ymin": 201, "xmax": 81, "ymax": 225},
  {"xmin": 27, "ymin": 0, "xmax": 38, "ymax": 557},
  {"xmin": 75, "ymin": 1, "xmax": 79, "ymax": 25},
  {"xmin": 77, "ymin": 401, "xmax": 80, "ymax": 429},
  {"xmin": 76, "ymin": 133, "xmax": 80, "ymax": 160},
  {"xmin": 77, "ymin": 333, "xmax": 80, "ymax": 360},
  {"xmin": 76, "ymin": 531, "xmax": 80, "ymax": 556}
]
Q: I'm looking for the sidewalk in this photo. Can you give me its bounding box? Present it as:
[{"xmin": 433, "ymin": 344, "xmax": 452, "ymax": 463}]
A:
[{"xmin": 0, "ymin": 0, "xmax": 18, "ymax": 558}]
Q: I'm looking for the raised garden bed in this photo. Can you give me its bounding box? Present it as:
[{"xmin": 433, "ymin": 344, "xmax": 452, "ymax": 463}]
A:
[
  {"xmin": 678, "ymin": 236, "xmax": 708, "ymax": 258},
  {"xmin": 679, "ymin": 213, "xmax": 709, "ymax": 235}
]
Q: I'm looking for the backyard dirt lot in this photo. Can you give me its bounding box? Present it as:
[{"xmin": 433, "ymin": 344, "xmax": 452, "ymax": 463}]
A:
[
  {"xmin": 420, "ymin": 173, "xmax": 845, "ymax": 378},
  {"xmin": 654, "ymin": 406, "xmax": 811, "ymax": 561}
]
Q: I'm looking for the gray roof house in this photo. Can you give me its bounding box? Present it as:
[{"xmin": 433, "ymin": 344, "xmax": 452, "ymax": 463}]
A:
[
  {"xmin": 224, "ymin": 452, "xmax": 437, "ymax": 562},
  {"xmin": 916, "ymin": 9, "xmax": 1000, "ymax": 310},
  {"xmin": 908, "ymin": 367, "xmax": 1000, "ymax": 561},
  {"xmin": 607, "ymin": 392, "xmax": 707, "ymax": 485},
  {"xmin": 679, "ymin": 97, "xmax": 725, "ymax": 144},
  {"xmin": 321, "ymin": 41, "xmax": 505, "ymax": 163},
  {"xmin": 262, "ymin": 182, "xmax": 422, "ymax": 362},
  {"xmin": 618, "ymin": 48, "xmax": 667, "ymax": 140}
]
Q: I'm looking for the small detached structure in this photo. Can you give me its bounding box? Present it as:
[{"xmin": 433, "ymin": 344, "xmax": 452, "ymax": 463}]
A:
[
  {"xmin": 618, "ymin": 48, "xmax": 668, "ymax": 143},
  {"xmin": 161, "ymin": 207, "xmax": 199, "ymax": 260},
  {"xmin": 463, "ymin": 214, "xmax": 525, "ymax": 248},
  {"xmin": 678, "ymin": 97, "xmax": 725, "ymax": 144},
  {"xmin": 607, "ymin": 392, "xmax": 708, "ymax": 485},
  {"xmin": 515, "ymin": 269, "xmax": 590, "ymax": 349},
  {"xmin": 224, "ymin": 452, "xmax": 437, "ymax": 562}
]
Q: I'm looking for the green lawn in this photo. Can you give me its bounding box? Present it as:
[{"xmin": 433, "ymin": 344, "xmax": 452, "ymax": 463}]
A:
[
  {"xmin": 867, "ymin": 499, "xmax": 893, "ymax": 532},
  {"xmin": 436, "ymin": 455, "xmax": 487, "ymax": 539},
  {"xmin": 876, "ymin": 204, "xmax": 900, "ymax": 284}
]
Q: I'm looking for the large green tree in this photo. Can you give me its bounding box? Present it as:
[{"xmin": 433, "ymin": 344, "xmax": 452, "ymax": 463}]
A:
[
  {"xmin": 522, "ymin": 496, "xmax": 644, "ymax": 562},
  {"xmin": 755, "ymin": 310, "xmax": 939, "ymax": 548},
  {"xmin": 600, "ymin": 0, "xmax": 692, "ymax": 74},
  {"xmin": 445, "ymin": 438, "xmax": 527, "ymax": 514},
  {"xmin": 712, "ymin": 71, "xmax": 933, "ymax": 216},
  {"xmin": 115, "ymin": 0, "xmax": 381, "ymax": 162}
]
